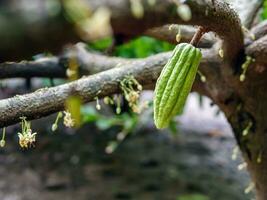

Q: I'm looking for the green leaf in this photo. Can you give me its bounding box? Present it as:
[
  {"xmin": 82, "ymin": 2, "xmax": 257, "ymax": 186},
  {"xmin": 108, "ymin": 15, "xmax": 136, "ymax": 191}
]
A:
[
  {"xmin": 96, "ymin": 118, "xmax": 114, "ymax": 130},
  {"xmin": 88, "ymin": 37, "xmax": 113, "ymax": 51},
  {"xmin": 177, "ymin": 194, "xmax": 210, "ymax": 200},
  {"xmin": 81, "ymin": 106, "xmax": 100, "ymax": 123},
  {"xmin": 261, "ymin": 0, "xmax": 267, "ymax": 20},
  {"xmin": 122, "ymin": 113, "xmax": 138, "ymax": 131},
  {"xmin": 115, "ymin": 36, "xmax": 174, "ymax": 58},
  {"xmin": 169, "ymin": 119, "xmax": 178, "ymax": 135}
]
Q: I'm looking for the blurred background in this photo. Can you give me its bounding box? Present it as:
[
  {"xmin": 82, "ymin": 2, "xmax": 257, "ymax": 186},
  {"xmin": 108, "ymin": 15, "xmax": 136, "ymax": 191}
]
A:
[{"xmin": 1, "ymin": 0, "xmax": 266, "ymax": 199}]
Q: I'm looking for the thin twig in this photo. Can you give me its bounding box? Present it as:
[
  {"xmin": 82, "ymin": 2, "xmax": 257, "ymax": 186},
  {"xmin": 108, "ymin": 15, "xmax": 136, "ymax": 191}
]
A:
[{"xmin": 190, "ymin": 26, "xmax": 207, "ymax": 47}]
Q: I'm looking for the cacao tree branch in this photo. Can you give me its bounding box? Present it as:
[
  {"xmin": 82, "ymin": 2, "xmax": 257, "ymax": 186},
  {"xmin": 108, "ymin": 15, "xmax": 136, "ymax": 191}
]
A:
[
  {"xmin": 0, "ymin": 49, "xmax": 219, "ymax": 128},
  {"xmin": 0, "ymin": 58, "xmax": 64, "ymax": 79},
  {"xmin": 246, "ymin": 20, "xmax": 267, "ymax": 45},
  {"xmin": 246, "ymin": 35, "xmax": 267, "ymax": 64},
  {"xmin": 0, "ymin": 44, "xmax": 217, "ymax": 79},
  {"xmin": 232, "ymin": 0, "xmax": 263, "ymax": 28},
  {"xmin": 145, "ymin": 25, "xmax": 215, "ymax": 47},
  {"xmin": 145, "ymin": 0, "xmax": 261, "ymax": 46},
  {"xmin": 93, "ymin": 0, "xmax": 244, "ymax": 62}
]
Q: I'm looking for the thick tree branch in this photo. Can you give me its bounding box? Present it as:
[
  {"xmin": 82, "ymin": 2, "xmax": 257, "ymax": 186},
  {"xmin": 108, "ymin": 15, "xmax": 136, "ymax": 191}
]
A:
[
  {"xmin": 232, "ymin": 0, "xmax": 263, "ymax": 28},
  {"xmin": 252, "ymin": 20, "xmax": 267, "ymax": 39},
  {"xmin": 0, "ymin": 49, "xmax": 219, "ymax": 128},
  {"xmin": 243, "ymin": 21, "xmax": 267, "ymax": 65},
  {"xmin": 145, "ymin": 25, "xmax": 215, "ymax": 47},
  {"xmin": 145, "ymin": 0, "xmax": 261, "ymax": 47},
  {"xmin": 0, "ymin": 58, "xmax": 64, "ymax": 79},
  {"xmin": 0, "ymin": 44, "xmax": 217, "ymax": 79},
  {"xmin": 90, "ymin": 0, "xmax": 243, "ymax": 62},
  {"xmin": 0, "ymin": 45, "xmax": 127, "ymax": 79},
  {"xmin": 246, "ymin": 35, "xmax": 267, "ymax": 64}
]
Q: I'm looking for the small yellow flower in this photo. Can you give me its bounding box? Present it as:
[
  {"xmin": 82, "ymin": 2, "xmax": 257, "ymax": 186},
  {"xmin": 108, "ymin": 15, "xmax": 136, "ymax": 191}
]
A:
[
  {"xmin": 18, "ymin": 129, "xmax": 37, "ymax": 148},
  {"xmin": 0, "ymin": 127, "xmax": 6, "ymax": 148},
  {"xmin": 0, "ymin": 140, "xmax": 5, "ymax": 147},
  {"xmin": 63, "ymin": 111, "xmax": 75, "ymax": 127},
  {"xmin": 17, "ymin": 118, "xmax": 37, "ymax": 148},
  {"xmin": 52, "ymin": 124, "xmax": 58, "ymax": 132},
  {"xmin": 127, "ymin": 91, "xmax": 139, "ymax": 103},
  {"xmin": 51, "ymin": 112, "xmax": 63, "ymax": 132},
  {"xmin": 120, "ymin": 76, "xmax": 145, "ymax": 113},
  {"xmin": 131, "ymin": 104, "xmax": 140, "ymax": 114}
]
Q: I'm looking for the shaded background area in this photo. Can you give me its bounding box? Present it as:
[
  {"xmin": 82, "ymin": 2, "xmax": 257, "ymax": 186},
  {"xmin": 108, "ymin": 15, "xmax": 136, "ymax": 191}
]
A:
[{"xmin": 0, "ymin": 95, "xmax": 251, "ymax": 200}]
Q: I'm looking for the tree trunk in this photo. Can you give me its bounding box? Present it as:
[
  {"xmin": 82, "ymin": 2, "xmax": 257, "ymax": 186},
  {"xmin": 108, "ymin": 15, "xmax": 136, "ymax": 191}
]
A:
[
  {"xmin": 226, "ymin": 87, "xmax": 267, "ymax": 200},
  {"xmin": 248, "ymin": 156, "xmax": 267, "ymax": 200},
  {"xmin": 243, "ymin": 129, "xmax": 267, "ymax": 200}
]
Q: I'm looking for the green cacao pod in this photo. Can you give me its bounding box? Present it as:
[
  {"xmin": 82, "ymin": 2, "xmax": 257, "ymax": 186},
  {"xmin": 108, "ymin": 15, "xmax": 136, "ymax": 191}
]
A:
[{"xmin": 154, "ymin": 43, "xmax": 202, "ymax": 129}]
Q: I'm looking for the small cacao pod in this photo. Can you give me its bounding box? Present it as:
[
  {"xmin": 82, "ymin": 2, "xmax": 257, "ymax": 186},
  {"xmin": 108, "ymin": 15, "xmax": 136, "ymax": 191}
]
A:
[{"xmin": 154, "ymin": 43, "xmax": 202, "ymax": 129}]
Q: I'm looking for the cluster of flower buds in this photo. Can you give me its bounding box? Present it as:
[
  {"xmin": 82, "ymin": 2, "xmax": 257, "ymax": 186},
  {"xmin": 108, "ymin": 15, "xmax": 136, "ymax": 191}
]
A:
[
  {"xmin": 120, "ymin": 76, "xmax": 143, "ymax": 113},
  {"xmin": 240, "ymin": 56, "xmax": 255, "ymax": 82},
  {"xmin": 17, "ymin": 117, "xmax": 37, "ymax": 148},
  {"xmin": 63, "ymin": 111, "xmax": 75, "ymax": 128}
]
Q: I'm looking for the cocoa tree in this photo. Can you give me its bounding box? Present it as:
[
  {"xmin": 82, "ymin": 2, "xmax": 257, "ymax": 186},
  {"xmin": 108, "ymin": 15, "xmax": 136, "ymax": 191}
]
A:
[{"xmin": 0, "ymin": 0, "xmax": 266, "ymax": 199}]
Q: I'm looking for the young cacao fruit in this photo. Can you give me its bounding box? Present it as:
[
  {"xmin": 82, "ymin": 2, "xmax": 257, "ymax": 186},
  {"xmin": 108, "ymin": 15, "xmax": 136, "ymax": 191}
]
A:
[{"xmin": 154, "ymin": 43, "xmax": 202, "ymax": 129}]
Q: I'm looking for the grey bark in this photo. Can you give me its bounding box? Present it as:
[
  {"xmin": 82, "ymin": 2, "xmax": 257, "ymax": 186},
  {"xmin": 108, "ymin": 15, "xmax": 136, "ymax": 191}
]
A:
[{"xmin": 0, "ymin": 49, "xmax": 217, "ymax": 127}]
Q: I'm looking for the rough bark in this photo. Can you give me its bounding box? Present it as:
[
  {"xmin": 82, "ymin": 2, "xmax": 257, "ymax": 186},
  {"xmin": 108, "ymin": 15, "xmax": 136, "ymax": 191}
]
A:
[
  {"xmin": 145, "ymin": 25, "xmax": 215, "ymax": 47},
  {"xmin": 250, "ymin": 21, "xmax": 267, "ymax": 40},
  {"xmin": 232, "ymin": 0, "xmax": 263, "ymax": 28},
  {"xmin": 226, "ymin": 76, "xmax": 267, "ymax": 200},
  {"xmin": 0, "ymin": 49, "xmax": 218, "ymax": 127},
  {"xmin": 0, "ymin": 43, "xmax": 217, "ymax": 79},
  {"xmin": 246, "ymin": 35, "xmax": 267, "ymax": 64}
]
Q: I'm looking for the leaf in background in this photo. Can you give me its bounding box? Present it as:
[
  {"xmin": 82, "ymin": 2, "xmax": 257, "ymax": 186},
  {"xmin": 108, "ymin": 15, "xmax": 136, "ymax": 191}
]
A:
[
  {"xmin": 63, "ymin": 0, "xmax": 92, "ymax": 23},
  {"xmin": 177, "ymin": 194, "xmax": 210, "ymax": 200},
  {"xmin": 88, "ymin": 37, "xmax": 113, "ymax": 51},
  {"xmin": 96, "ymin": 118, "xmax": 115, "ymax": 130},
  {"xmin": 87, "ymin": 36, "xmax": 174, "ymax": 58},
  {"xmin": 115, "ymin": 36, "xmax": 174, "ymax": 58},
  {"xmin": 261, "ymin": 0, "xmax": 267, "ymax": 20},
  {"xmin": 81, "ymin": 106, "xmax": 100, "ymax": 123},
  {"xmin": 122, "ymin": 113, "xmax": 138, "ymax": 132},
  {"xmin": 168, "ymin": 119, "xmax": 178, "ymax": 135}
]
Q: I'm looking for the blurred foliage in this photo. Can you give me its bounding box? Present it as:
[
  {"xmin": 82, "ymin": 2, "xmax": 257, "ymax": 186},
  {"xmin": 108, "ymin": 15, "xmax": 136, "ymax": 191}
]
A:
[
  {"xmin": 88, "ymin": 37, "xmax": 113, "ymax": 51},
  {"xmin": 82, "ymin": 105, "xmax": 139, "ymax": 153},
  {"xmin": 261, "ymin": 0, "xmax": 267, "ymax": 20},
  {"xmin": 177, "ymin": 194, "xmax": 210, "ymax": 200},
  {"xmin": 114, "ymin": 36, "xmax": 174, "ymax": 58},
  {"xmin": 169, "ymin": 119, "xmax": 179, "ymax": 135},
  {"xmin": 82, "ymin": 105, "xmax": 137, "ymax": 132},
  {"xmin": 89, "ymin": 36, "xmax": 174, "ymax": 58}
]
